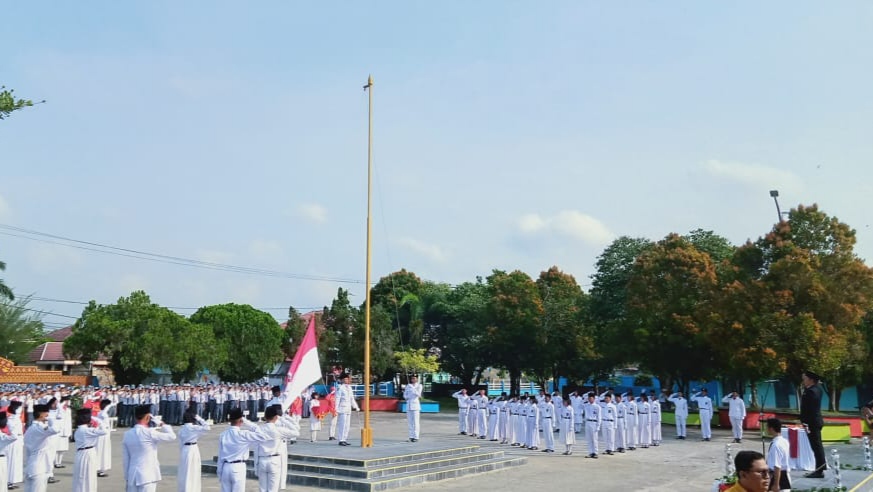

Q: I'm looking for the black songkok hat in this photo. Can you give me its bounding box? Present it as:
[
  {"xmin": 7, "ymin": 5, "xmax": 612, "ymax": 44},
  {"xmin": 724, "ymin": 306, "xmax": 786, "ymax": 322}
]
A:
[
  {"xmin": 134, "ymin": 405, "xmax": 152, "ymax": 420},
  {"xmin": 228, "ymin": 408, "xmax": 244, "ymax": 421}
]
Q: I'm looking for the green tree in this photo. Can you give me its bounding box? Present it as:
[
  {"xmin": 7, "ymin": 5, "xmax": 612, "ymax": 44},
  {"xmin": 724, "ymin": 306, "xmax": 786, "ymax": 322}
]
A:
[
  {"xmin": 369, "ymin": 269, "xmax": 423, "ymax": 348},
  {"xmin": 64, "ymin": 291, "xmax": 207, "ymax": 385},
  {"xmin": 486, "ymin": 270, "xmax": 543, "ymax": 395},
  {"xmin": 623, "ymin": 234, "xmax": 719, "ymax": 392},
  {"xmin": 587, "ymin": 236, "xmax": 654, "ymax": 380},
  {"xmin": 346, "ymin": 304, "xmax": 398, "ymax": 385},
  {"xmin": 529, "ymin": 266, "xmax": 594, "ymax": 390},
  {"xmin": 429, "ymin": 280, "xmax": 490, "ymax": 386},
  {"xmin": 0, "ymin": 86, "xmax": 40, "ymax": 120},
  {"xmin": 750, "ymin": 205, "xmax": 873, "ymax": 410},
  {"xmin": 189, "ymin": 303, "xmax": 285, "ymax": 383},
  {"xmin": 322, "ymin": 288, "xmax": 358, "ymax": 375},
  {"xmin": 0, "ymin": 296, "xmax": 48, "ymax": 363},
  {"xmin": 0, "ymin": 260, "xmax": 13, "ymax": 300},
  {"xmin": 395, "ymin": 348, "xmax": 440, "ymax": 376}
]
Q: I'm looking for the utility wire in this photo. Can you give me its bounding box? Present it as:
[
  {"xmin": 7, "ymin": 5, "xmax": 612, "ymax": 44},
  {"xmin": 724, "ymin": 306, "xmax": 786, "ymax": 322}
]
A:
[{"xmin": 0, "ymin": 224, "xmax": 364, "ymax": 284}]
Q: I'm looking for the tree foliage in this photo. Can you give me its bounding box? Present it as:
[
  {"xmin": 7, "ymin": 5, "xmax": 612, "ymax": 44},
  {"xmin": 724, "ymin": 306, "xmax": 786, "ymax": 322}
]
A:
[
  {"xmin": 189, "ymin": 303, "xmax": 284, "ymax": 383},
  {"xmin": 0, "ymin": 260, "xmax": 13, "ymax": 301},
  {"xmin": 395, "ymin": 348, "xmax": 439, "ymax": 375},
  {"xmin": 369, "ymin": 269, "xmax": 424, "ymax": 348},
  {"xmin": 0, "ymin": 296, "xmax": 48, "ymax": 363},
  {"xmin": 0, "ymin": 86, "xmax": 39, "ymax": 120},
  {"xmin": 64, "ymin": 291, "xmax": 217, "ymax": 385},
  {"xmin": 428, "ymin": 280, "xmax": 490, "ymax": 386}
]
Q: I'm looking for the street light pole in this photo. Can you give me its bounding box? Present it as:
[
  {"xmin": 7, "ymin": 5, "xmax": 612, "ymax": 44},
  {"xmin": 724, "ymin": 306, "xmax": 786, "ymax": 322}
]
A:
[
  {"xmin": 361, "ymin": 75, "xmax": 374, "ymax": 448},
  {"xmin": 769, "ymin": 190, "xmax": 783, "ymax": 223}
]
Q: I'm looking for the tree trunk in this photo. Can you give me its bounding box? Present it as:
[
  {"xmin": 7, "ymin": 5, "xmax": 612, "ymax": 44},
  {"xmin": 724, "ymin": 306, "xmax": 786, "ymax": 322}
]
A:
[
  {"xmin": 510, "ymin": 367, "xmax": 521, "ymax": 396},
  {"xmin": 750, "ymin": 382, "xmax": 759, "ymax": 409},
  {"xmin": 830, "ymin": 385, "xmax": 840, "ymax": 412}
]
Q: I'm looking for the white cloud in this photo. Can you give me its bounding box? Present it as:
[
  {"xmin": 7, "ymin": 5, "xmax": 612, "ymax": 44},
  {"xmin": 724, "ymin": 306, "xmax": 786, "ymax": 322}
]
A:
[
  {"xmin": 292, "ymin": 203, "xmax": 328, "ymax": 224},
  {"xmin": 704, "ymin": 159, "xmax": 804, "ymax": 193},
  {"xmin": 515, "ymin": 210, "xmax": 614, "ymax": 246},
  {"xmin": 0, "ymin": 192, "xmax": 11, "ymax": 221},
  {"xmin": 397, "ymin": 237, "xmax": 449, "ymax": 263}
]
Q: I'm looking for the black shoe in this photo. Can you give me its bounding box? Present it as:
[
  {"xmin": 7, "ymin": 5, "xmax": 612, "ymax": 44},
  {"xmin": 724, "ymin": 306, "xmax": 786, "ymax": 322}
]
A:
[
  {"xmin": 328, "ymin": 437, "xmax": 336, "ymax": 440},
  {"xmin": 47, "ymin": 478, "xmax": 60, "ymax": 484},
  {"xmin": 591, "ymin": 454, "xmax": 598, "ymax": 459},
  {"xmin": 97, "ymin": 472, "xmax": 107, "ymax": 478},
  {"xmin": 460, "ymin": 432, "xmax": 467, "ymax": 435},
  {"xmin": 530, "ymin": 446, "xmax": 538, "ymax": 450},
  {"xmin": 804, "ymin": 472, "xmax": 825, "ymax": 478},
  {"xmin": 490, "ymin": 439, "xmax": 498, "ymax": 441},
  {"xmin": 410, "ymin": 438, "xmax": 418, "ymax": 442},
  {"xmin": 53, "ymin": 464, "xmax": 65, "ymax": 469},
  {"xmin": 541, "ymin": 449, "xmax": 549, "ymax": 452},
  {"xmin": 339, "ymin": 441, "xmax": 349, "ymax": 446},
  {"xmin": 562, "ymin": 451, "xmax": 569, "ymax": 455},
  {"xmin": 618, "ymin": 448, "xmax": 625, "ymax": 453}
]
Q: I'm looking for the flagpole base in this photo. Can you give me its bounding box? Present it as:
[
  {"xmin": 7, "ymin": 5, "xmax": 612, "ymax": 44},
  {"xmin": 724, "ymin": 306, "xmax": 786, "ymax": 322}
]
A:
[{"xmin": 361, "ymin": 427, "xmax": 373, "ymax": 447}]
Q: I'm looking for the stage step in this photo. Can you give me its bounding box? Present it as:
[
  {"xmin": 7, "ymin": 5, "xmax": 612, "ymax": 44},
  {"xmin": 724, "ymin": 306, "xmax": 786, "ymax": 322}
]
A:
[{"xmin": 202, "ymin": 444, "xmax": 527, "ymax": 491}]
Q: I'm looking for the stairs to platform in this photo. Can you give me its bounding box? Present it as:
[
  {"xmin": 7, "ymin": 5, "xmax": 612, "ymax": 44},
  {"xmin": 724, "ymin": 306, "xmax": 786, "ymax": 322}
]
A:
[{"xmin": 202, "ymin": 444, "xmax": 526, "ymax": 491}]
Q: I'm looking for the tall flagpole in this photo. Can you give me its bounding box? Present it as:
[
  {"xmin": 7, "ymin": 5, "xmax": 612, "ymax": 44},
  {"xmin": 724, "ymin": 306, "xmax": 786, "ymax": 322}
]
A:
[{"xmin": 361, "ymin": 74, "xmax": 374, "ymax": 447}]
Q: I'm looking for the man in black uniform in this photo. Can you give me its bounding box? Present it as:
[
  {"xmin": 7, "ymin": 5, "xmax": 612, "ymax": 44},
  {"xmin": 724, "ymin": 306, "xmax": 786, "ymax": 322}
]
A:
[{"xmin": 800, "ymin": 370, "xmax": 826, "ymax": 478}]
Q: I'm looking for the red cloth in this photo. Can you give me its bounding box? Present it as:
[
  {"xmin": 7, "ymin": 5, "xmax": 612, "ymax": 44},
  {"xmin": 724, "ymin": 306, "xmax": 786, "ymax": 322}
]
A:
[{"xmin": 788, "ymin": 427, "xmax": 799, "ymax": 458}]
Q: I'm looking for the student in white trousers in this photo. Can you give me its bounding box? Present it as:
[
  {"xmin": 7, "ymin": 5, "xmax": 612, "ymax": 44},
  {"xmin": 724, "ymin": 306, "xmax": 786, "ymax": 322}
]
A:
[
  {"xmin": 72, "ymin": 409, "xmax": 107, "ymax": 492},
  {"xmin": 93, "ymin": 399, "xmax": 116, "ymax": 477},
  {"xmin": 404, "ymin": 376, "xmax": 423, "ymax": 442},
  {"xmin": 691, "ymin": 388, "xmax": 714, "ymax": 441},
  {"xmin": 121, "ymin": 406, "xmax": 176, "ymax": 492},
  {"xmin": 649, "ymin": 395, "xmax": 662, "ymax": 445},
  {"xmin": 335, "ymin": 374, "xmax": 360, "ymax": 446},
  {"xmin": 253, "ymin": 406, "xmax": 300, "ymax": 492},
  {"xmin": 722, "ymin": 391, "xmax": 747, "ymax": 443},
  {"xmin": 217, "ymin": 408, "xmax": 271, "ymax": 492},
  {"xmin": 583, "ymin": 394, "xmax": 601, "ymax": 458},
  {"xmin": 540, "ymin": 395, "xmax": 555, "ymax": 453},
  {"xmin": 600, "ymin": 394, "xmax": 617, "ymax": 455},
  {"xmin": 308, "ymin": 393, "xmax": 322, "ymax": 442},
  {"xmin": 0, "ymin": 411, "xmax": 19, "ymax": 492},
  {"xmin": 614, "ymin": 394, "xmax": 627, "ymax": 452},
  {"xmin": 451, "ymin": 389, "xmax": 469, "ymax": 435},
  {"xmin": 623, "ymin": 392, "xmax": 638, "ymax": 450},
  {"xmin": 667, "ymin": 391, "xmax": 689, "ymax": 439}
]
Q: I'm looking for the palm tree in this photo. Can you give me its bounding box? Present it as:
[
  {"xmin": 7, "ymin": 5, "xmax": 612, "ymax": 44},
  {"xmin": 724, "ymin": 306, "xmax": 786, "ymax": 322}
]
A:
[
  {"xmin": 0, "ymin": 260, "xmax": 13, "ymax": 300},
  {"xmin": 0, "ymin": 295, "xmax": 47, "ymax": 363}
]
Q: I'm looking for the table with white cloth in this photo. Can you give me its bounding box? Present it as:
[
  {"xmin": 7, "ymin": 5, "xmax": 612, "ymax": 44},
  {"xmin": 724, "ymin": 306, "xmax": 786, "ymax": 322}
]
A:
[{"xmin": 781, "ymin": 426, "xmax": 815, "ymax": 471}]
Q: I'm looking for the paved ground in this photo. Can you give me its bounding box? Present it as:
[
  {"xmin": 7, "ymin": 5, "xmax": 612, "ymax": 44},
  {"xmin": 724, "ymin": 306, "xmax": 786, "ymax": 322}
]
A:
[{"xmin": 38, "ymin": 412, "xmax": 873, "ymax": 491}]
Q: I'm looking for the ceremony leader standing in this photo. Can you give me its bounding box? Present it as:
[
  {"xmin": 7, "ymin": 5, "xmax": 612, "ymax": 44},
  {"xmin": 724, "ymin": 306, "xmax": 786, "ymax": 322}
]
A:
[
  {"xmin": 122, "ymin": 405, "xmax": 176, "ymax": 492},
  {"xmin": 404, "ymin": 375, "xmax": 423, "ymax": 442},
  {"xmin": 800, "ymin": 371, "xmax": 827, "ymax": 478},
  {"xmin": 722, "ymin": 391, "xmax": 747, "ymax": 443},
  {"xmin": 335, "ymin": 373, "xmax": 359, "ymax": 446}
]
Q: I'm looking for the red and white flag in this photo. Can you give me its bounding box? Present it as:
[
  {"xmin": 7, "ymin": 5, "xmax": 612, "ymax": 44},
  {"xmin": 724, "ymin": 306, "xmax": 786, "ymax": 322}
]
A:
[{"xmin": 281, "ymin": 316, "xmax": 322, "ymax": 411}]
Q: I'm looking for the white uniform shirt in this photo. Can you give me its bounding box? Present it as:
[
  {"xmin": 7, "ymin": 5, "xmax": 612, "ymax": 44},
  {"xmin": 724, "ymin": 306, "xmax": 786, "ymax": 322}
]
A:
[
  {"xmin": 404, "ymin": 383, "xmax": 423, "ymax": 411},
  {"xmin": 722, "ymin": 395, "xmax": 747, "ymax": 419},
  {"xmin": 668, "ymin": 394, "xmax": 688, "ymax": 417}
]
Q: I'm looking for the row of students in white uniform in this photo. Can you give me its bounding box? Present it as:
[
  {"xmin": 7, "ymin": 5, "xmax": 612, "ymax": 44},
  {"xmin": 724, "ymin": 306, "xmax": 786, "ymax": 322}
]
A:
[{"xmin": 453, "ymin": 389, "xmax": 676, "ymax": 457}]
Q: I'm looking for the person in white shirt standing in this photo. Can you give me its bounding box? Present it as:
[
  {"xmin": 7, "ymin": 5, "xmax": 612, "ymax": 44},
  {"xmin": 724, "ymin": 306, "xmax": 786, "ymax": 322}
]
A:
[
  {"xmin": 253, "ymin": 406, "xmax": 300, "ymax": 492},
  {"xmin": 766, "ymin": 418, "xmax": 791, "ymax": 492},
  {"xmin": 93, "ymin": 399, "xmax": 116, "ymax": 478},
  {"xmin": 217, "ymin": 408, "xmax": 271, "ymax": 492},
  {"xmin": 558, "ymin": 399, "xmax": 575, "ymax": 455},
  {"xmin": 121, "ymin": 405, "xmax": 176, "ymax": 492},
  {"xmin": 72, "ymin": 408, "xmax": 106, "ymax": 492},
  {"xmin": 667, "ymin": 391, "xmax": 689, "ymax": 440},
  {"xmin": 177, "ymin": 408, "xmax": 211, "ymax": 492},
  {"xmin": 335, "ymin": 374, "xmax": 359, "ymax": 446},
  {"xmin": 403, "ymin": 375, "xmax": 423, "ymax": 442},
  {"xmin": 691, "ymin": 388, "xmax": 714, "ymax": 441},
  {"xmin": 6, "ymin": 401, "xmax": 25, "ymax": 490},
  {"xmin": 583, "ymin": 393, "xmax": 601, "ymax": 458},
  {"xmin": 23, "ymin": 404, "xmax": 60, "ymax": 492},
  {"xmin": 722, "ymin": 391, "xmax": 747, "ymax": 443}
]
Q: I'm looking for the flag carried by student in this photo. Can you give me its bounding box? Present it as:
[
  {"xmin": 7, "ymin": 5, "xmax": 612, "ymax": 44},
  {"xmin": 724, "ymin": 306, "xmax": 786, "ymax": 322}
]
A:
[{"xmin": 281, "ymin": 316, "xmax": 322, "ymax": 411}]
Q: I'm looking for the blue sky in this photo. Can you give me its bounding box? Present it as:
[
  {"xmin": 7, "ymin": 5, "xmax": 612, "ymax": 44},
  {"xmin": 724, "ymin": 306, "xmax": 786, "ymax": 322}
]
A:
[{"xmin": 2, "ymin": 1, "xmax": 872, "ymax": 328}]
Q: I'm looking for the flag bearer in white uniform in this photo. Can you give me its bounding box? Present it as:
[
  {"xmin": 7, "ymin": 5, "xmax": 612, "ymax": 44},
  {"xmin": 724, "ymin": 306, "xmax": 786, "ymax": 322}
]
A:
[{"xmin": 403, "ymin": 375, "xmax": 423, "ymax": 442}]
